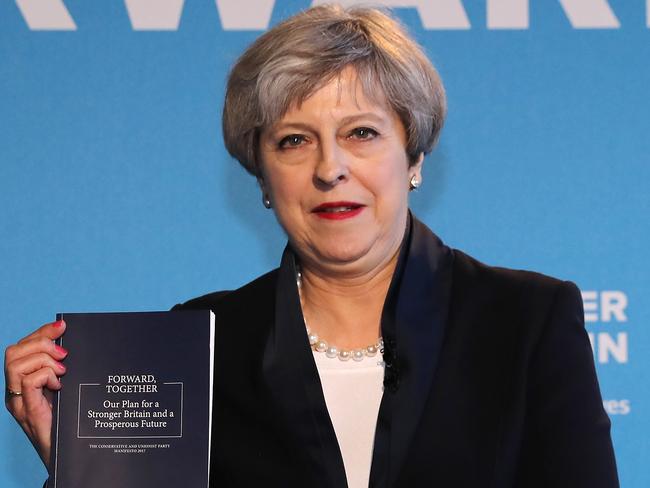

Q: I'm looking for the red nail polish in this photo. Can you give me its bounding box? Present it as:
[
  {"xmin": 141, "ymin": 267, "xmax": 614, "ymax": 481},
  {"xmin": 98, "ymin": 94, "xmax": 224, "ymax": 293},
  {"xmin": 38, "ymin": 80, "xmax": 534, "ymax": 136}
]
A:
[
  {"xmin": 53, "ymin": 320, "xmax": 65, "ymax": 328},
  {"xmin": 56, "ymin": 362, "xmax": 66, "ymax": 371},
  {"xmin": 55, "ymin": 345, "xmax": 68, "ymax": 356}
]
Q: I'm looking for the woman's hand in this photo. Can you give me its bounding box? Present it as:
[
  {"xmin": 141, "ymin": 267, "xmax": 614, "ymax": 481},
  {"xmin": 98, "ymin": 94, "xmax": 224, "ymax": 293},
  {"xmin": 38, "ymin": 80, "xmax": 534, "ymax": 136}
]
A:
[{"xmin": 4, "ymin": 320, "xmax": 68, "ymax": 469}]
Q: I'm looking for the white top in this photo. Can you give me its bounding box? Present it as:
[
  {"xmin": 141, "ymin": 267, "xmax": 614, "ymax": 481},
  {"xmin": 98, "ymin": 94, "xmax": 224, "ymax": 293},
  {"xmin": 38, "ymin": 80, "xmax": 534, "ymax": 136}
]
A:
[{"xmin": 313, "ymin": 351, "xmax": 384, "ymax": 488}]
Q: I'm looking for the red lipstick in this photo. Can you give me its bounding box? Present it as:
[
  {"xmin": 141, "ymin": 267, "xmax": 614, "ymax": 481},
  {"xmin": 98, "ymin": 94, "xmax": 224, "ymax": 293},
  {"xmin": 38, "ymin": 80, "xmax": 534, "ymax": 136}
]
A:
[{"xmin": 311, "ymin": 201, "xmax": 365, "ymax": 220}]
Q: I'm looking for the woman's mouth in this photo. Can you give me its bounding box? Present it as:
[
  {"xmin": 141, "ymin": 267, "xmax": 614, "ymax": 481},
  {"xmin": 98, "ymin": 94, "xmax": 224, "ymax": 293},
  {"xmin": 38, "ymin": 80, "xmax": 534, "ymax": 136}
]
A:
[{"xmin": 311, "ymin": 201, "xmax": 365, "ymax": 220}]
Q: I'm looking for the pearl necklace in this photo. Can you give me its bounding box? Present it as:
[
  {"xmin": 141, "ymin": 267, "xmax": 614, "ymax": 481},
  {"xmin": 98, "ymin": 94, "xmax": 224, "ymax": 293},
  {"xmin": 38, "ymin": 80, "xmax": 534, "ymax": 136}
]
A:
[{"xmin": 297, "ymin": 270, "xmax": 384, "ymax": 362}]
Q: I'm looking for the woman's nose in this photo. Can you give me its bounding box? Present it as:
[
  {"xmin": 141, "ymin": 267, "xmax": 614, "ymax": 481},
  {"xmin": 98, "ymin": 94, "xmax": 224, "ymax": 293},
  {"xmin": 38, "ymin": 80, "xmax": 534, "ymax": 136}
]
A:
[{"xmin": 314, "ymin": 140, "xmax": 349, "ymax": 187}]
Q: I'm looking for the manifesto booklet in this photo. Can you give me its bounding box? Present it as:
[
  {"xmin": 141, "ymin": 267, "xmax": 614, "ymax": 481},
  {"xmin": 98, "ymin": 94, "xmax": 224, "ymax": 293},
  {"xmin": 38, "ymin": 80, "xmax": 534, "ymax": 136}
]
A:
[{"xmin": 47, "ymin": 311, "xmax": 215, "ymax": 488}]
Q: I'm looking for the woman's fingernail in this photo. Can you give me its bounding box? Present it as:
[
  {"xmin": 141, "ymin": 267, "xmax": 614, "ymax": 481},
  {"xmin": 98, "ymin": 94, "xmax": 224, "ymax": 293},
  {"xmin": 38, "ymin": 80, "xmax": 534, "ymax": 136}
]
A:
[
  {"xmin": 53, "ymin": 320, "xmax": 65, "ymax": 328},
  {"xmin": 55, "ymin": 345, "xmax": 68, "ymax": 356},
  {"xmin": 56, "ymin": 362, "xmax": 66, "ymax": 371}
]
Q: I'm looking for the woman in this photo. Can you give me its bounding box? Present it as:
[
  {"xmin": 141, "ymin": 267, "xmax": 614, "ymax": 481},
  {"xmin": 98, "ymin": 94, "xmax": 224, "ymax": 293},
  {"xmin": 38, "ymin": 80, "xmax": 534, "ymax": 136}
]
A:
[{"xmin": 5, "ymin": 5, "xmax": 618, "ymax": 487}]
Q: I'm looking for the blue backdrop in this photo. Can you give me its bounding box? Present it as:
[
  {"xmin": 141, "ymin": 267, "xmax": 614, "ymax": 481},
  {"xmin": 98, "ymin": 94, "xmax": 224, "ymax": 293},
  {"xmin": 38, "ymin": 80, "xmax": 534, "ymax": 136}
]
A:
[{"xmin": 1, "ymin": 1, "xmax": 648, "ymax": 486}]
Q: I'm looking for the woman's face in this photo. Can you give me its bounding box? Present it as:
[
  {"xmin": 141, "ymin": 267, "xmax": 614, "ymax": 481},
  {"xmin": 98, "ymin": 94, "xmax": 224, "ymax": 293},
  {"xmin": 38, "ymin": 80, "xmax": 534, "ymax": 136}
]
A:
[{"xmin": 259, "ymin": 68, "xmax": 422, "ymax": 276}]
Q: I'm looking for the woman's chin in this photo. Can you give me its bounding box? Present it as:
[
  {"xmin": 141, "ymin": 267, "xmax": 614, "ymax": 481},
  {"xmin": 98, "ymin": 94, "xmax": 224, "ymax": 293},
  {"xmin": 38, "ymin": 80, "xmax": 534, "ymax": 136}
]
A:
[{"xmin": 309, "ymin": 241, "xmax": 379, "ymax": 271}]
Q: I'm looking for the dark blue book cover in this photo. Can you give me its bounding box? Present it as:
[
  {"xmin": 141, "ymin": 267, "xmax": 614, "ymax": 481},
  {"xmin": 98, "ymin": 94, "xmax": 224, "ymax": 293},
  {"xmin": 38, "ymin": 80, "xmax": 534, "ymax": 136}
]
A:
[{"xmin": 46, "ymin": 311, "xmax": 214, "ymax": 488}]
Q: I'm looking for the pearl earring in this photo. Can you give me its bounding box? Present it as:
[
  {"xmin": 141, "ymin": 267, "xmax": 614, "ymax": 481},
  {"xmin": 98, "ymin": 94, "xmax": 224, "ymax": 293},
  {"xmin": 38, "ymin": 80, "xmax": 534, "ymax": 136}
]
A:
[
  {"xmin": 263, "ymin": 194, "xmax": 272, "ymax": 209},
  {"xmin": 409, "ymin": 174, "xmax": 420, "ymax": 191}
]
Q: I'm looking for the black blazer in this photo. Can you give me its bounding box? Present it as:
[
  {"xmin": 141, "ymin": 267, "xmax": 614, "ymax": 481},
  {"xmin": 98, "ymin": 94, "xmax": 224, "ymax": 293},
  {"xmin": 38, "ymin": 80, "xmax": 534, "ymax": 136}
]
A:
[{"xmin": 175, "ymin": 216, "xmax": 618, "ymax": 487}]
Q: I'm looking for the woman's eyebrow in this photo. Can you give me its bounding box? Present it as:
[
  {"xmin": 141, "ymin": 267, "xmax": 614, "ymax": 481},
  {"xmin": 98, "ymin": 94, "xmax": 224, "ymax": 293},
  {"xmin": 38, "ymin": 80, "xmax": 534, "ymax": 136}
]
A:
[
  {"xmin": 338, "ymin": 112, "xmax": 386, "ymax": 126},
  {"xmin": 268, "ymin": 122, "xmax": 315, "ymax": 134}
]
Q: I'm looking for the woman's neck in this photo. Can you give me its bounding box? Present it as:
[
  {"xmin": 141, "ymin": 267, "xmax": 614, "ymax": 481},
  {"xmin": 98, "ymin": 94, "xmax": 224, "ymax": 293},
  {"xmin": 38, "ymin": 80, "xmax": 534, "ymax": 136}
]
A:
[{"xmin": 298, "ymin": 249, "xmax": 399, "ymax": 350}]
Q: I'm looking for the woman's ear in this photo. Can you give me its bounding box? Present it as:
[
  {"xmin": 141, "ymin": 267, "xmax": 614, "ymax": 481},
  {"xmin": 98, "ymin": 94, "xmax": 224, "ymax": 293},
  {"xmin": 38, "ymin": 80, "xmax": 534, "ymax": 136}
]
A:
[
  {"xmin": 412, "ymin": 153, "xmax": 424, "ymax": 178},
  {"xmin": 257, "ymin": 177, "xmax": 272, "ymax": 209}
]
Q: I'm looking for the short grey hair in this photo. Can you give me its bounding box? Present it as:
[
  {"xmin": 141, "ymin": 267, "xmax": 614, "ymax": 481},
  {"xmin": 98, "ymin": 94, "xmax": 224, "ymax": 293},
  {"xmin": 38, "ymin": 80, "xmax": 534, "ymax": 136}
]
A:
[{"xmin": 223, "ymin": 4, "xmax": 446, "ymax": 176}]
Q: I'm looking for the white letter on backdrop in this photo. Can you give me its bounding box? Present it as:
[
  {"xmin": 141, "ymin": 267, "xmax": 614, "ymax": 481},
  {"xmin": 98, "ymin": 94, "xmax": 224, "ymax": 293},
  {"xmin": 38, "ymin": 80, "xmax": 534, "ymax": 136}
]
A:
[
  {"xmin": 215, "ymin": 0, "xmax": 276, "ymax": 30},
  {"xmin": 15, "ymin": 0, "xmax": 76, "ymax": 30},
  {"xmin": 581, "ymin": 291, "xmax": 599, "ymax": 323},
  {"xmin": 488, "ymin": 0, "xmax": 620, "ymax": 29},
  {"xmin": 311, "ymin": 0, "xmax": 471, "ymax": 30},
  {"xmin": 487, "ymin": 0, "xmax": 528, "ymax": 29},
  {"xmin": 600, "ymin": 291, "xmax": 628, "ymax": 323},
  {"xmin": 124, "ymin": 0, "xmax": 185, "ymax": 30},
  {"xmin": 598, "ymin": 333, "xmax": 628, "ymax": 364}
]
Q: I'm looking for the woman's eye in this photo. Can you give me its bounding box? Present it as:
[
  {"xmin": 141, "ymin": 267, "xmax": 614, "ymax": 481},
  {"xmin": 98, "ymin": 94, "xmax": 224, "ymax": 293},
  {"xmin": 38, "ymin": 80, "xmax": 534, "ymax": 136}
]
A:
[
  {"xmin": 349, "ymin": 127, "xmax": 378, "ymax": 140},
  {"xmin": 278, "ymin": 134, "xmax": 306, "ymax": 149}
]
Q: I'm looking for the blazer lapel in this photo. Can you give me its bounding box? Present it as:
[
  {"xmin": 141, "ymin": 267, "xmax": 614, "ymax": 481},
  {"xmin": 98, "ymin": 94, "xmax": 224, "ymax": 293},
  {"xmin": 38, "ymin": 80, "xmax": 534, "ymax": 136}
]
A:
[
  {"xmin": 262, "ymin": 247, "xmax": 348, "ymax": 487},
  {"xmin": 370, "ymin": 215, "xmax": 454, "ymax": 487}
]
